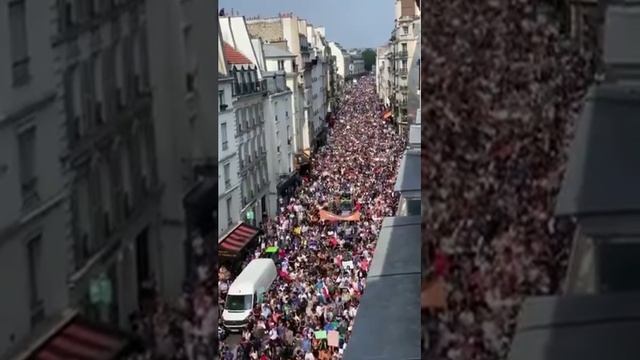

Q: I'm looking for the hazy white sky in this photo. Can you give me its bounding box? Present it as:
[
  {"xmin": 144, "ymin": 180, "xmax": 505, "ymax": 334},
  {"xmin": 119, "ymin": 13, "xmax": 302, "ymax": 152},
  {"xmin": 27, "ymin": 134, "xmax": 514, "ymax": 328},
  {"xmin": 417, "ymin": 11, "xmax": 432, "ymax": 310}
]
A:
[{"xmin": 218, "ymin": 0, "xmax": 395, "ymax": 49}]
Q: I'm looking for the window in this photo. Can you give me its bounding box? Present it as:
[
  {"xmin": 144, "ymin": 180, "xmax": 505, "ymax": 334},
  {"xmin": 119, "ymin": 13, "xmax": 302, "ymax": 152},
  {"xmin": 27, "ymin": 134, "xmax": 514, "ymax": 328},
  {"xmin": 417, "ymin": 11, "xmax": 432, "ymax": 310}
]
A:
[
  {"xmin": 9, "ymin": 0, "xmax": 30, "ymax": 86},
  {"xmin": 27, "ymin": 234, "xmax": 43, "ymax": 326},
  {"xmin": 114, "ymin": 42, "xmax": 125, "ymax": 108},
  {"xmin": 185, "ymin": 73, "xmax": 195, "ymax": 92},
  {"xmin": 402, "ymin": 43, "xmax": 407, "ymax": 53},
  {"xmin": 221, "ymin": 123, "xmax": 228, "ymax": 150},
  {"xmin": 402, "ymin": 60, "xmax": 408, "ymax": 70},
  {"xmin": 226, "ymin": 197, "xmax": 232, "ymax": 226},
  {"xmin": 93, "ymin": 54, "xmax": 104, "ymax": 124},
  {"xmin": 18, "ymin": 126, "xmax": 38, "ymax": 205},
  {"xmin": 219, "ymin": 90, "xmax": 227, "ymax": 111},
  {"xmin": 403, "ymin": 26, "xmax": 409, "ymax": 35},
  {"xmin": 224, "ymin": 163, "xmax": 231, "ymax": 189},
  {"xmin": 100, "ymin": 162, "xmax": 112, "ymax": 233},
  {"xmin": 277, "ymin": 60, "xmax": 284, "ymax": 71}
]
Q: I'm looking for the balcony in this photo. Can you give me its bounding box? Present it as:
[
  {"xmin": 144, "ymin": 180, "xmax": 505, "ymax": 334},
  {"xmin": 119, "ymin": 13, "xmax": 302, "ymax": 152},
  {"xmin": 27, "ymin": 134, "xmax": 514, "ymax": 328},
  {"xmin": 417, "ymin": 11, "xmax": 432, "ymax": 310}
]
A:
[
  {"xmin": 399, "ymin": 68, "xmax": 408, "ymax": 76},
  {"xmin": 398, "ymin": 50, "xmax": 409, "ymax": 58}
]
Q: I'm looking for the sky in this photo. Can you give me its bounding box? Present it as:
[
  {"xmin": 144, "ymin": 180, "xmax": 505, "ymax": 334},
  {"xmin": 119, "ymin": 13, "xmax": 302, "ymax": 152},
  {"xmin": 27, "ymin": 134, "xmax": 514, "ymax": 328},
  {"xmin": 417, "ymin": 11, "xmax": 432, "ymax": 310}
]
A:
[{"xmin": 218, "ymin": 0, "xmax": 395, "ymax": 49}]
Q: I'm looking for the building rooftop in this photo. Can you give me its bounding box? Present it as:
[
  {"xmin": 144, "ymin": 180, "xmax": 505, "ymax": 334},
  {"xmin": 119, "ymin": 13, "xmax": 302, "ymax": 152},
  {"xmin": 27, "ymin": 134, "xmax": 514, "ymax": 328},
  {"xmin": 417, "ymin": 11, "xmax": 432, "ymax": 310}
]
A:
[
  {"xmin": 508, "ymin": 292, "xmax": 640, "ymax": 360},
  {"xmin": 344, "ymin": 216, "xmax": 421, "ymax": 360},
  {"xmin": 555, "ymin": 83, "xmax": 640, "ymax": 216},
  {"xmin": 263, "ymin": 43, "xmax": 295, "ymax": 58},
  {"xmin": 394, "ymin": 148, "xmax": 421, "ymax": 193},
  {"xmin": 222, "ymin": 42, "xmax": 253, "ymax": 65}
]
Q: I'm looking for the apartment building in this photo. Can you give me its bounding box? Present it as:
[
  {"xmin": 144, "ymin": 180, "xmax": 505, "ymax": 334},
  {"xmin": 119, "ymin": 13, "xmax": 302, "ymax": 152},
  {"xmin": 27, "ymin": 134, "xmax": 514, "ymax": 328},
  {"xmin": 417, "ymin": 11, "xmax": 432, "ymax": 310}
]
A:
[
  {"xmin": 329, "ymin": 41, "xmax": 352, "ymax": 84},
  {"xmin": 262, "ymin": 43, "xmax": 299, "ymax": 198},
  {"xmin": 305, "ymin": 25, "xmax": 330, "ymax": 149},
  {"xmin": 0, "ymin": 0, "xmax": 156, "ymax": 357},
  {"xmin": 1, "ymin": 1, "xmax": 220, "ymax": 357},
  {"xmin": 145, "ymin": 0, "xmax": 219, "ymax": 300},
  {"xmin": 347, "ymin": 50, "xmax": 366, "ymax": 76},
  {"xmin": 246, "ymin": 14, "xmax": 324, "ymax": 172},
  {"xmin": 376, "ymin": 45, "xmax": 393, "ymax": 107},
  {"xmin": 262, "ymin": 71, "xmax": 293, "ymax": 214},
  {"xmin": 0, "ymin": 0, "xmax": 69, "ymax": 354},
  {"xmin": 218, "ymin": 33, "xmax": 241, "ymax": 238},
  {"xmin": 387, "ymin": 0, "xmax": 421, "ymax": 135},
  {"xmin": 217, "ymin": 24, "xmax": 270, "ymax": 229}
]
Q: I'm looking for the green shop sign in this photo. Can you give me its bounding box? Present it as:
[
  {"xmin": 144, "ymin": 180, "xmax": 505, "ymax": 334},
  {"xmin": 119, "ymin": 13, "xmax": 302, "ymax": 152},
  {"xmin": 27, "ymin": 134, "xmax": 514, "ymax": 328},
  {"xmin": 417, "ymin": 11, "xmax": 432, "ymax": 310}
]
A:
[{"xmin": 89, "ymin": 273, "xmax": 113, "ymax": 305}]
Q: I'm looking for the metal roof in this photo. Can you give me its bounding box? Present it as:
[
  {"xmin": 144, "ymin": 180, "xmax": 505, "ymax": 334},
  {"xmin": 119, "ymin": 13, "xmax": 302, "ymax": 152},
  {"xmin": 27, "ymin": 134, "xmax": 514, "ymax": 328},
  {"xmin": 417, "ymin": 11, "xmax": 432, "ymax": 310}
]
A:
[
  {"xmin": 263, "ymin": 43, "xmax": 295, "ymax": 58},
  {"xmin": 394, "ymin": 148, "xmax": 421, "ymax": 193},
  {"xmin": 408, "ymin": 124, "xmax": 421, "ymax": 147},
  {"xmin": 555, "ymin": 83, "xmax": 640, "ymax": 216},
  {"xmin": 508, "ymin": 292, "xmax": 640, "ymax": 360},
  {"xmin": 343, "ymin": 216, "xmax": 421, "ymax": 360}
]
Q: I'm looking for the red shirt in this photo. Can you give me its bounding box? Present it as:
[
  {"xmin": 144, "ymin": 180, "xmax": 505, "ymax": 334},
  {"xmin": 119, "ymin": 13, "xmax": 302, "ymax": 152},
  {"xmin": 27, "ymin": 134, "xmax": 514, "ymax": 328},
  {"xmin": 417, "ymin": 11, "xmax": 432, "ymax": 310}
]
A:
[{"xmin": 434, "ymin": 252, "xmax": 450, "ymax": 276}]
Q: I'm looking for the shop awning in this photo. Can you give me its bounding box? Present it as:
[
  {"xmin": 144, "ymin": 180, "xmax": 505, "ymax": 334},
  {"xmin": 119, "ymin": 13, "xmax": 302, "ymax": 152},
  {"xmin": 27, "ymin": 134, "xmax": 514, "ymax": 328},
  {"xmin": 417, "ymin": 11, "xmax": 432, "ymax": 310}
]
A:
[
  {"xmin": 27, "ymin": 314, "xmax": 133, "ymax": 360},
  {"xmin": 383, "ymin": 111, "xmax": 392, "ymax": 119},
  {"xmin": 218, "ymin": 222, "xmax": 260, "ymax": 255},
  {"xmin": 294, "ymin": 149, "xmax": 312, "ymax": 170}
]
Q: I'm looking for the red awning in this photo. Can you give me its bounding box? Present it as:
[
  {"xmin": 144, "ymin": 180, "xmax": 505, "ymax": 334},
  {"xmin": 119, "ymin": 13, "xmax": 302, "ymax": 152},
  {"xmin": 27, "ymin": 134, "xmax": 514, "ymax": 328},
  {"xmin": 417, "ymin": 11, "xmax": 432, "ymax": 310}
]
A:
[
  {"xmin": 383, "ymin": 111, "xmax": 392, "ymax": 119},
  {"xmin": 31, "ymin": 315, "xmax": 130, "ymax": 360},
  {"xmin": 219, "ymin": 222, "xmax": 260, "ymax": 254}
]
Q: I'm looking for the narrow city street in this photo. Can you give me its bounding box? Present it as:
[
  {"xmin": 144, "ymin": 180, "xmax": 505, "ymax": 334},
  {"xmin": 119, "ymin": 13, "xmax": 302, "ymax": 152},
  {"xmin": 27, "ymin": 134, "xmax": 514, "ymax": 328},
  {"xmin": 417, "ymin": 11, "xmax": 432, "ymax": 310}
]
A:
[{"xmin": 219, "ymin": 76, "xmax": 406, "ymax": 359}]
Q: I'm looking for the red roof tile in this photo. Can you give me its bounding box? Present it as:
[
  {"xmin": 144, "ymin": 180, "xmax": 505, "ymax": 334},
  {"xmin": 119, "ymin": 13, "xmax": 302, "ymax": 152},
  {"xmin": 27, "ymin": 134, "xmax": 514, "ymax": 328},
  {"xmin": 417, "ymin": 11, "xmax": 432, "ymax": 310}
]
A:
[{"xmin": 223, "ymin": 42, "xmax": 253, "ymax": 65}]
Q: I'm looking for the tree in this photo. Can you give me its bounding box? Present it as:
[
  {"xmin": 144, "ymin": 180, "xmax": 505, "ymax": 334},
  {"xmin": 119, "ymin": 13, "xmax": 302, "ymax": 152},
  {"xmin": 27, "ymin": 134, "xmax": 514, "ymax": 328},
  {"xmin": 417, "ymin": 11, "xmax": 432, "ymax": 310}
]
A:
[{"xmin": 362, "ymin": 48, "xmax": 376, "ymax": 72}]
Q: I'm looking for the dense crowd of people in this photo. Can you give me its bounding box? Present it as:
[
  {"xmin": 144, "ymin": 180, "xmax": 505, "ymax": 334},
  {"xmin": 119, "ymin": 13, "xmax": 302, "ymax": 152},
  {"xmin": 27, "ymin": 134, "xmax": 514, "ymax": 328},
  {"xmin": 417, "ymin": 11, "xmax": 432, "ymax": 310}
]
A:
[
  {"xmin": 218, "ymin": 76, "xmax": 405, "ymax": 359},
  {"xmin": 421, "ymin": 0, "xmax": 596, "ymax": 359},
  {"xmin": 124, "ymin": 232, "xmax": 217, "ymax": 359}
]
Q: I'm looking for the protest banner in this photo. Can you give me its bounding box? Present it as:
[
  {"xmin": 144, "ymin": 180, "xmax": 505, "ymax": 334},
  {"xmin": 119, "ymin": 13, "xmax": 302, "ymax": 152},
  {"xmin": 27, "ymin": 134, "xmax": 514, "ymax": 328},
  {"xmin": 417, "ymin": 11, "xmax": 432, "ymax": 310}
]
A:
[{"xmin": 319, "ymin": 210, "xmax": 361, "ymax": 222}]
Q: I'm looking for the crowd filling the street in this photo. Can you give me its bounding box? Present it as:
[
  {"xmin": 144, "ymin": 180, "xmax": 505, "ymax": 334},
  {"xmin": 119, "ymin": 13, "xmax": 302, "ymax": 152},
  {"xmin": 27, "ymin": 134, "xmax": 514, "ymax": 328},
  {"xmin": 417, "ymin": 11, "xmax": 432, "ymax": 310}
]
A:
[
  {"xmin": 421, "ymin": 0, "xmax": 596, "ymax": 359},
  {"xmin": 218, "ymin": 76, "xmax": 405, "ymax": 360}
]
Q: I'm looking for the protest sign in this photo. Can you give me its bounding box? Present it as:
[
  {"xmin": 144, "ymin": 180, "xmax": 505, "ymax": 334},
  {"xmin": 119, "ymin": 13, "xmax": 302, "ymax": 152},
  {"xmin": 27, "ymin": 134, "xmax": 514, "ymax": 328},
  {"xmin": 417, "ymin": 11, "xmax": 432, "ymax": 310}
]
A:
[{"xmin": 328, "ymin": 330, "xmax": 340, "ymax": 347}]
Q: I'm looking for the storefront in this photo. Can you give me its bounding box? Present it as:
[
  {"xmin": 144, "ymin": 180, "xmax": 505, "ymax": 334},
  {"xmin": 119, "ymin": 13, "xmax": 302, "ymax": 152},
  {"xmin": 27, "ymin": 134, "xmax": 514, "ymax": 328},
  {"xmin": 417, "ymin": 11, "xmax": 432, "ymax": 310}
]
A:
[
  {"xmin": 20, "ymin": 311, "xmax": 141, "ymax": 359},
  {"xmin": 314, "ymin": 125, "xmax": 328, "ymax": 151},
  {"xmin": 277, "ymin": 172, "xmax": 302, "ymax": 203},
  {"xmin": 294, "ymin": 149, "xmax": 312, "ymax": 176},
  {"xmin": 218, "ymin": 222, "xmax": 261, "ymax": 274},
  {"xmin": 182, "ymin": 177, "xmax": 216, "ymax": 276}
]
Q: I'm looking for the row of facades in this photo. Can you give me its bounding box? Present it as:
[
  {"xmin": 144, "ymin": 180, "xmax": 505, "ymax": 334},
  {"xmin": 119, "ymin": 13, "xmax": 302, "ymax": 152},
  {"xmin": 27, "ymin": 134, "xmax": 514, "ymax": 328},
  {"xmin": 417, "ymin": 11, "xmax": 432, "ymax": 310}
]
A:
[
  {"xmin": 0, "ymin": 0, "xmax": 220, "ymax": 357},
  {"xmin": 217, "ymin": 14, "xmax": 366, "ymax": 239},
  {"xmin": 375, "ymin": 0, "xmax": 421, "ymax": 136}
]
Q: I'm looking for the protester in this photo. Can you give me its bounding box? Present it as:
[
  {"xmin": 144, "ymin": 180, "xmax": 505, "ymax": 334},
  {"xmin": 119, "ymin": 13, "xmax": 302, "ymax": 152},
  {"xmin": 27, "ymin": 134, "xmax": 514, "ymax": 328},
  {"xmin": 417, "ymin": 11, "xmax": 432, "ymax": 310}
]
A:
[
  {"xmin": 219, "ymin": 76, "xmax": 405, "ymax": 359},
  {"xmin": 421, "ymin": 1, "xmax": 596, "ymax": 359}
]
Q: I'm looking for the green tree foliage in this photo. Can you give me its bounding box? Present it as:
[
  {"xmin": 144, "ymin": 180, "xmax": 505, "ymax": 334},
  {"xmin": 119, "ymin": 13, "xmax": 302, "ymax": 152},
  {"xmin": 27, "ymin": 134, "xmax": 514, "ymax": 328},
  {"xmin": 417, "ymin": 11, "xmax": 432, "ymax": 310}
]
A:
[{"xmin": 362, "ymin": 48, "xmax": 376, "ymax": 71}]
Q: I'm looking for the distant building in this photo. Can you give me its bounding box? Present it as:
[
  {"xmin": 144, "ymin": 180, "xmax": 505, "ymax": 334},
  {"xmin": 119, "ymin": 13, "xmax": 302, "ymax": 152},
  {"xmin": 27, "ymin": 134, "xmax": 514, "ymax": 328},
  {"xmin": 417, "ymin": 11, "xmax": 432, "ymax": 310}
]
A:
[{"xmin": 375, "ymin": 0, "xmax": 421, "ymax": 136}]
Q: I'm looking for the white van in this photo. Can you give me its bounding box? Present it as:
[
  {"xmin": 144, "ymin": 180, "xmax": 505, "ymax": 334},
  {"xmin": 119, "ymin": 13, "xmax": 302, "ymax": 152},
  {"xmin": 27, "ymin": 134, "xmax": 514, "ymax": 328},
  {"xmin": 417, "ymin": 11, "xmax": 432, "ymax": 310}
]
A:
[{"xmin": 222, "ymin": 258, "xmax": 277, "ymax": 331}]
